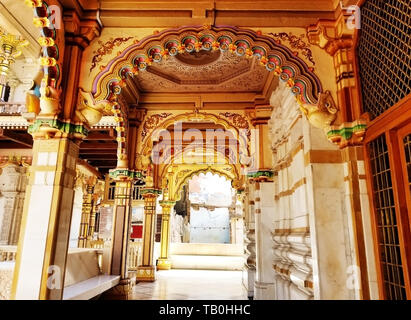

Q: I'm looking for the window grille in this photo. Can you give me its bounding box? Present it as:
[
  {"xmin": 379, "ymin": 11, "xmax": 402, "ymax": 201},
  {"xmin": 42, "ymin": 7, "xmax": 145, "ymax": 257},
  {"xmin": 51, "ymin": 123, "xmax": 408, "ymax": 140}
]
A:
[
  {"xmin": 404, "ymin": 134, "xmax": 411, "ymax": 193},
  {"xmin": 132, "ymin": 180, "xmax": 145, "ymax": 201},
  {"xmin": 108, "ymin": 181, "xmax": 116, "ymax": 200},
  {"xmin": 368, "ymin": 134, "xmax": 407, "ymax": 299},
  {"xmin": 358, "ymin": 0, "xmax": 411, "ymax": 119}
]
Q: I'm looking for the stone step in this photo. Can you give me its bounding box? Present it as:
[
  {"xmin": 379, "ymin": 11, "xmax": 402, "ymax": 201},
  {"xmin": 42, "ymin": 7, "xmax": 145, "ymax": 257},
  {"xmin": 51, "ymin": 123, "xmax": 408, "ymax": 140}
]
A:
[
  {"xmin": 170, "ymin": 254, "xmax": 245, "ymax": 271},
  {"xmin": 170, "ymin": 243, "xmax": 244, "ymax": 256}
]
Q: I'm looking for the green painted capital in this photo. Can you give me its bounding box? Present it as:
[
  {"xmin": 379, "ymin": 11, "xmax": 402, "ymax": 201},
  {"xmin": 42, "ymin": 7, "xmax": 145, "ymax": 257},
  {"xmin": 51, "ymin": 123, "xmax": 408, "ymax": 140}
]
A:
[
  {"xmin": 140, "ymin": 188, "xmax": 162, "ymax": 196},
  {"xmin": 327, "ymin": 123, "xmax": 367, "ymax": 140},
  {"xmin": 28, "ymin": 118, "xmax": 89, "ymax": 137},
  {"xmin": 109, "ymin": 169, "xmax": 145, "ymax": 180},
  {"xmin": 247, "ymin": 170, "xmax": 274, "ymax": 179},
  {"xmin": 159, "ymin": 200, "xmax": 176, "ymax": 207}
]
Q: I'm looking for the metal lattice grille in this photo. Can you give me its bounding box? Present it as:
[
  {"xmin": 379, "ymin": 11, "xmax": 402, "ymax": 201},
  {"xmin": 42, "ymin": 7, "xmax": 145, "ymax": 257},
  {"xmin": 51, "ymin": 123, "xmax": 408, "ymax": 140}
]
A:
[
  {"xmin": 358, "ymin": 0, "xmax": 411, "ymax": 119},
  {"xmin": 108, "ymin": 182, "xmax": 116, "ymax": 200},
  {"xmin": 404, "ymin": 134, "xmax": 411, "ymax": 193},
  {"xmin": 369, "ymin": 134, "xmax": 407, "ymax": 300},
  {"xmin": 155, "ymin": 214, "xmax": 162, "ymax": 242},
  {"xmin": 132, "ymin": 180, "xmax": 145, "ymax": 201}
]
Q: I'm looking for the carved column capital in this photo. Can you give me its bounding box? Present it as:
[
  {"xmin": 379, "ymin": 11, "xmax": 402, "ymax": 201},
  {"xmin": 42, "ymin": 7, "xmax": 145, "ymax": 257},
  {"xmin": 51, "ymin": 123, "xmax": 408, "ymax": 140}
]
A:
[
  {"xmin": 246, "ymin": 105, "xmax": 273, "ymax": 126},
  {"xmin": 307, "ymin": 15, "xmax": 355, "ymax": 56},
  {"xmin": 63, "ymin": 10, "xmax": 101, "ymax": 49},
  {"xmin": 307, "ymin": 11, "xmax": 362, "ymax": 129}
]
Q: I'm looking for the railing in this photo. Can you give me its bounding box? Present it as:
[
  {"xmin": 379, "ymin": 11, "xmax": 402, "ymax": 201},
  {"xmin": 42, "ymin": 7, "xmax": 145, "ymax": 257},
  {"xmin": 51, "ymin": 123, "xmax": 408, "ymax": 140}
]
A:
[
  {"xmin": 0, "ymin": 246, "xmax": 17, "ymax": 262},
  {"xmin": 0, "ymin": 102, "xmax": 26, "ymax": 115},
  {"xmin": 0, "ymin": 241, "xmax": 142, "ymax": 272},
  {"xmin": 89, "ymin": 239, "xmax": 105, "ymax": 249},
  {"xmin": 127, "ymin": 240, "xmax": 143, "ymax": 271}
]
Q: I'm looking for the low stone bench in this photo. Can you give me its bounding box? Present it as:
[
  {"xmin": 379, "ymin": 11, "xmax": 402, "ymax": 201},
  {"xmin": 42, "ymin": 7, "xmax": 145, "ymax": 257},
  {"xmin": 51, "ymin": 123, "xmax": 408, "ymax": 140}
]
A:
[
  {"xmin": 0, "ymin": 248, "xmax": 120, "ymax": 300},
  {"xmin": 63, "ymin": 274, "xmax": 120, "ymax": 300}
]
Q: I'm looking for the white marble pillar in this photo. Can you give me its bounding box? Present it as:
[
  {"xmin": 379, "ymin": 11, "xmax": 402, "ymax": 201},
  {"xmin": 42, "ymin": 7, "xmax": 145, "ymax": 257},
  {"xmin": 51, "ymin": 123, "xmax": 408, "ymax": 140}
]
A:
[
  {"xmin": 0, "ymin": 164, "xmax": 27, "ymax": 245},
  {"xmin": 254, "ymin": 181, "xmax": 276, "ymax": 300},
  {"xmin": 243, "ymin": 185, "xmax": 256, "ymax": 299},
  {"xmin": 68, "ymin": 186, "xmax": 83, "ymax": 248}
]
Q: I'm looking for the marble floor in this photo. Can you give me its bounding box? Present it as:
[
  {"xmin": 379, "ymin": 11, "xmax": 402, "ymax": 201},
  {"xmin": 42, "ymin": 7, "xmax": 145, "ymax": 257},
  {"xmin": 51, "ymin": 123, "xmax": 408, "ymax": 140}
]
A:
[{"xmin": 130, "ymin": 269, "xmax": 247, "ymax": 300}]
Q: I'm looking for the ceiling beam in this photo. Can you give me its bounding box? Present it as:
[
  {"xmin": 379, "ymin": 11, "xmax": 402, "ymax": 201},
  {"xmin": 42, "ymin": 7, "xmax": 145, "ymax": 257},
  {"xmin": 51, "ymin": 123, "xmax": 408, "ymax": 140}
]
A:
[
  {"xmin": 80, "ymin": 142, "xmax": 118, "ymax": 149},
  {"xmin": 85, "ymin": 130, "xmax": 116, "ymax": 140},
  {"xmin": 98, "ymin": 0, "xmax": 340, "ymax": 28},
  {"xmin": 79, "ymin": 149, "xmax": 118, "ymax": 155},
  {"xmin": 0, "ymin": 141, "xmax": 29, "ymax": 149},
  {"xmin": 80, "ymin": 155, "xmax": 117, "ymax": 160},
  {"xmin": 0, "ymin": 129, "xmax": 33, "ymax": 148}
]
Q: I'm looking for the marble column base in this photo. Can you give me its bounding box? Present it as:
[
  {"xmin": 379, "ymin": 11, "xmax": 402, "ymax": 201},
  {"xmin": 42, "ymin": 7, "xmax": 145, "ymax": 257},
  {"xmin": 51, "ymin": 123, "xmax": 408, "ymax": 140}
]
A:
[
  {"xmin": 101, "ymin": 278, "xmax": 133, "ymax": 300},
  {"xmin": 136, "ymin": 265, "xmax": 156, "ymax": 282},
  {"xmin": 157, "ymin": 258, "xmax": 171, "ymax": 270},
  {"xmin": 247, "ymin": 267, "xmax": 255, "ymax": 299},
  {"xmin": 254, "ymin": 280, "xmax": 276, "ymax": 300}
]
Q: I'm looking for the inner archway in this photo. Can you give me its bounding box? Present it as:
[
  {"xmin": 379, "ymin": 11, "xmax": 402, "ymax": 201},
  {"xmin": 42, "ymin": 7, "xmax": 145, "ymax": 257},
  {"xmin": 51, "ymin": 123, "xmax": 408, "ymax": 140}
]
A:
[{"xmin": 173, "ymin": 172, "xmax": 235, "ymax": 244}]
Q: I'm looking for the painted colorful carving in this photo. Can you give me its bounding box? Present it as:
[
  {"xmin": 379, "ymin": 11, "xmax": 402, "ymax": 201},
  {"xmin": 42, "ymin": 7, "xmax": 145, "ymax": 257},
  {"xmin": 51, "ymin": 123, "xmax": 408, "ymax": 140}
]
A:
[
  {"xmin": 268, "ymin": 32, "xmax": 315, "ymax": 68},
  {"xmin": 218, "ymin": 112, "xmax": 251, "ymax": 140},
  {"xmin": 90, "ymin": 37, "xmax": 134, "ymax": 73},
  {"xmin": 92, "ymin": 26, "xmax": 323, "ymax": 106},
  {"xmin": 327, "ymin": 120, "xmax": 367, "ymax": 149},
  {"xmin": 24, "ymin": 0, "xmax": 63, "ymax": 91},
  {"xmin": 141, "ymin": 113, "xmax": 173, "ymax": 138}
]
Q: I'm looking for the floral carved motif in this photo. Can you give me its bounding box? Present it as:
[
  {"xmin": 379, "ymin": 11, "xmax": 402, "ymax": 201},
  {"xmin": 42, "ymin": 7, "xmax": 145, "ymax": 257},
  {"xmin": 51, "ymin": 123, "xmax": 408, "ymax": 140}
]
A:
[
  {"xmin": 90, "ymin": 37, "xmax": 134, "ymax": 73},
  {"xmin": 268, "ymin": 32, "xmax": 315, "ymax": 68},
  {"xmin": 219, "ymin": 112, "xmax": 251, "ymax": 140},
  {"xmin": 141, "ymin": 113, "xmax": 173, "ymax": 138}
]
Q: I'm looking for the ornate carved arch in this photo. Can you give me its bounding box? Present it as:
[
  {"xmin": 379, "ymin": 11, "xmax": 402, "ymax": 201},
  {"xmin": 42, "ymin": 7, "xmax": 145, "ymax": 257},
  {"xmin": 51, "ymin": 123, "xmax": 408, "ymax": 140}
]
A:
[
  {"xmin": 92, "ymin": 25, "xmax": 322, "ymax": 105},
  {"xmin": 163, "ymin": 164, "xmax": 239, "ymax": 201},
  {"xmin": 90, "ymin": 25, "xmax": 335, "ymax": 163},
  {"xmin": 140, "ymin": 111, "xmax": 250, "ymax": 162}
]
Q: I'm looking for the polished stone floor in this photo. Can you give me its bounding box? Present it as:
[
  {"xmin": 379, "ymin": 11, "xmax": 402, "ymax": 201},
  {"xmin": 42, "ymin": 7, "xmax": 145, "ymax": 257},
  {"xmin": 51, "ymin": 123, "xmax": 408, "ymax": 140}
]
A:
[{"xmin": 130, "ymin": 269, "xmax": 247, "ymax": 300}]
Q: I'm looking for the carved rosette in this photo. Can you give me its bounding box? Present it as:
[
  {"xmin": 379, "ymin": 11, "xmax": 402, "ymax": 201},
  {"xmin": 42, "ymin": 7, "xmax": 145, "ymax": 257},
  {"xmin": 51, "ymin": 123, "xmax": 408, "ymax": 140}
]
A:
[
  {"xmin": 141, "ymin": 113, "xmax": 172, "ymax": 138},
  {"xmin": 219, "ymin": 112, "xmax": 251, "ymax": 140}
]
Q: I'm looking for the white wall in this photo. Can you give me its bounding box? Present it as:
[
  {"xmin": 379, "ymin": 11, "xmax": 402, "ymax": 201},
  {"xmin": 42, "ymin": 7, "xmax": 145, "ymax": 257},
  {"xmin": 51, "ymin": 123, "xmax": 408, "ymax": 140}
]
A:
[
  {"xmin": 68, "ymin": 186, "xmax": 83, "ymax": 248},
  {"xmin": 190, "ymin": 207, "xmax": 230, "ymax": 243}
]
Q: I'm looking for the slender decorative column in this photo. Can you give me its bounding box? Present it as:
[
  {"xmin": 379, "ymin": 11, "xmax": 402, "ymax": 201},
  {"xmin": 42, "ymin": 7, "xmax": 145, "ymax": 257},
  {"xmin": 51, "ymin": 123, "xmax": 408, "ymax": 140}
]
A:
[
  {"xmin": 104, "ymin": 170, "xmax": 133, "ymax": 298},
  {"xmin": 229, "ymin": 191, "xmax": 245, "ymax": 244},
  {"xmin": 77, "ymin": 180, "xmax": 95, "ymax": 248},
  {"xmin": 157, "ymin": 199, "xmax": 176, "ymax": 270},
  {"xmin": 137, "ymin": 187, "xmax": 161, "ymax": 281},
  {"xmin": 253, "ymin": 180, "xmax": 276, "ymax": 300},
  {"xmin": 245, "ymin": 104, "xmax": 275, "ymax": 300},
  {"xmin": 87, "ymin": 190, "xmax": 101, "ymax": 245},
  {"xmin": 0, "ymin": 161, "xmax": 28, "ymax": 246},
  {"xmin": 243, "ymin": 183, "xmax": 256, "ymax": 299},
  {"xmin": 0, "ymin": 32, "xmax": 28, "ymax": 100}
]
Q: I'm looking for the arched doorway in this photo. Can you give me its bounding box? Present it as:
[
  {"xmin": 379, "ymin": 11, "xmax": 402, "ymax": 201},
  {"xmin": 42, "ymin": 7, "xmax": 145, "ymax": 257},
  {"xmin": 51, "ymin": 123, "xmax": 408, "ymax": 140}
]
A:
[{"xmin": 87, "ymin": 25, "xmax": 335, "ymax": 300}]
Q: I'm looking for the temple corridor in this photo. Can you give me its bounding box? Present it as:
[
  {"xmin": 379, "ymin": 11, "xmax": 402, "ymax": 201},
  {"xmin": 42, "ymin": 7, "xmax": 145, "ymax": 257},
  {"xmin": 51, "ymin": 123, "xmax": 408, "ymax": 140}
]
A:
[
  {"xmin": 130, "ymin": 270, "xmax": 247, "ymax": 300},
  {"xmin": 0, "ymin": 0, "xmax": 410, "ymax": 302}
]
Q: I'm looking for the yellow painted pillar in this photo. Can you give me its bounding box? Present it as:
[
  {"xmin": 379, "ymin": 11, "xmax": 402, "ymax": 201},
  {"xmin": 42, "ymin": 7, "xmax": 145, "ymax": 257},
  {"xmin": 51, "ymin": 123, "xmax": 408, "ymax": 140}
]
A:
[
  {"xmin": 11, "ymin": 135, "xmax": 81, "ymax": 300},
  {"xmin": 105, "ymin": 173, "xmax": 133, "ymax": 297},
  {"xmin": 137, "ymin": 187, "xmax": 161, "ymax": 281},
  {"xmin": 157, "ymin": 200, "xmax": 176, "ymax": 270},
  {"xmin": 78, "ymin": 182, "xmax": 94, "ymax": 248},
  {"xmin": 86, "ymin": 193, "xmax": 99, "ymax": 245}
]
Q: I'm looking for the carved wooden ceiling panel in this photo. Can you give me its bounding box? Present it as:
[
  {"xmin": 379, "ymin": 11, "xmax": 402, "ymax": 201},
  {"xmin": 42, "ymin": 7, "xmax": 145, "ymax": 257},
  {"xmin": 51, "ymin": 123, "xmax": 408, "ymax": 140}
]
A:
[{"xmin": 133, "ymin": 50, "xmax": 269, "ymax": 93}]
